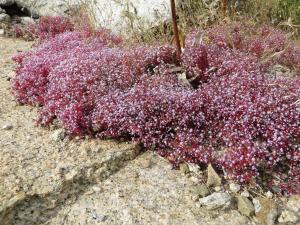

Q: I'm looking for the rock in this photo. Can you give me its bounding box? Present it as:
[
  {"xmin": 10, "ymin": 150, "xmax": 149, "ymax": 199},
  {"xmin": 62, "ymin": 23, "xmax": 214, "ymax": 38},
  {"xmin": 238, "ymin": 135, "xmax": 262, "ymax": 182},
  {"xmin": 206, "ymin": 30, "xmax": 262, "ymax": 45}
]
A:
[
  {"xmin": 179, "ymin": 163, "xmax": 190, "ymax": 174},
  {"xmin": 0, "ymin": 0, "xmax": 14, "ymax": 6},
  {"xmin": 286, "ymin": 195, "xmax": 300, "ymax": 213},
  {"xmin": 188, "ymin": 163, "xmax": 200, "ymax": 174},
  {"xmin": 214, "ymin": 186, "xmax": 222, "ymax": 192},
  {"xmin": 255, "ymin": 198, "xmax": 278, "ymax": 225},
  {"xmin": 241, "ymin": 190, "xmax": 250, "ymax": 198},
  {"xmin": 237, "ymin": 196, "xmax": 255, "ymax": 217},
  {"xmin": 206, "ymin": 164, "xmax": 222, "ymax": 187},
  {"xmin": 0, "ymin": 7, "xmax": 5, "ymax": 13},
  {"xmin": 0, "ymin": 28, "xmax": 4, "ymax": 35},
  {"xmin": 253, "ymin": 198, "xmax": 262, "ymax": 213},
  {"xmin": 2, "ymin": 124, "xmax": 13, "ymax": 130},
  {"xmin": 92, "ymin": 186, "xmax": 102, "ymax": 193},
  {"xmin": 0, "ymin": 13, "xmax": 10, "ymax": 22},
  {"xmin": 51, "ymin": 129, "xmax": 65, "ymax": 142},
  {"xmin": 278, "ymin": 210, "xmax": 299, "ymax": 223},
  {"xmin": 229, "ymin": 183, "xmax": 241, "ymax": 193},
  {"xmin": 265, "ymin": 191, "xmax": 273, "ymax": 199},
  {"xmin": 20, "ymin": 16, "xmax": 35, "ymax": 25},
  {"xmin": 197, "ymin": 192, "xmax": 232, "ymax": 210},
  {"xmin": 195, "ymin": 184, "xmax": 210, "ymax": 198}
]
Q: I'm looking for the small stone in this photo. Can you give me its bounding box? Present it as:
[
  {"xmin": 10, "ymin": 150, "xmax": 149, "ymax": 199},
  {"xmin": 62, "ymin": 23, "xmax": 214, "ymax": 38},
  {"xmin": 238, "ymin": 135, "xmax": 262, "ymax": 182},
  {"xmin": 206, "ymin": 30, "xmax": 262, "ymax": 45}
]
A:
[
  {"xmin": 278, "ymin": 210, "xmax": 299, "ymax": 223},
  {"xmin": 51, "ymin": 129, "xmax": 65, "ymax": 142},
  {"xmin": 286, "ymin": 195, "xmax": 300, "ymax": 213},
  {"xmin": 255, "ymin": 197, "xmax": 278, "ymax": 225},
  {"xmin": 188, "ymin": 163, "xmax": 200, "ymax": 174},
  {"xmin": 197, "ymin": 192, "xmax": 232, "ymax": 210},
  {"xmin": 237, "ymin": 196, "xmax": 255, "ymax": 217},
  {"xmin": 2, "ymin": 124, "xmax": 13, "ymax": 130},
  {"xmin": 0, "ymin": 28, "xmax": 4, "ymax": 35},
  {"xmin": 253, "ymin": 198, "xmax": 262, "ymax": 213},
  {"xmin": 20, "ymin": 16, "xmax": 35, "ymax": 25},
  {"xmin": 206, "ymin": 164, "xmax": 222, "ymax": 187},
  {"xmin": 241, "ymin": 190, "xmax": 250, "ymax": 198},
  {"xmin": 179, "ymin": 163, "xmax": 190, "ymax": 174},
  {"xmin": 195, "ymin": 184, "xmax": 210, "ymax": 198},
  {"xmin": 92, "ymin": 186, "xmax": 102, "ymax": 193},
  {"xmin": 229, "ymin": 183, "xmax": 241, "ymax": 193},
  {"xmin": 265, "ymin": 191, "xmax": 273, "ymax": 199},
  {"xmin": 0, "ymin": 13, "xmax": 10, "ymax": 22},
  {"xmin": 190, "ymin": 176, "xmax": 199, "ymax": 183},
  {"xmin": 214, "ymin": 186, "xmax": 222, "ymax": 192}
]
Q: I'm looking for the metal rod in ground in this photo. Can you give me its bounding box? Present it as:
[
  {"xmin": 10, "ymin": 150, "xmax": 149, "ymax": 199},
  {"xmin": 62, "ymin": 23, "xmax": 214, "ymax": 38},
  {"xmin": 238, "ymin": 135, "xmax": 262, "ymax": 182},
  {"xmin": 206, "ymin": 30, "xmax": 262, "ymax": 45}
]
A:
[{"xmin": 170, "ymin": 0, "xmax": 181, "ymax": 59}]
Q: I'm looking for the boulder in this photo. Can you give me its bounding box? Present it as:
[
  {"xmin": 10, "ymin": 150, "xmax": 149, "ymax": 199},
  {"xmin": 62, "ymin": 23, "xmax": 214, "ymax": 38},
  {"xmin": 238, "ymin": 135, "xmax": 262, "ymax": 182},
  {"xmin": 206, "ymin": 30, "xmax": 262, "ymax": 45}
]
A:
[{"xmin": 0, "ymin": 0, "xmax": 174, "ymax": 34}]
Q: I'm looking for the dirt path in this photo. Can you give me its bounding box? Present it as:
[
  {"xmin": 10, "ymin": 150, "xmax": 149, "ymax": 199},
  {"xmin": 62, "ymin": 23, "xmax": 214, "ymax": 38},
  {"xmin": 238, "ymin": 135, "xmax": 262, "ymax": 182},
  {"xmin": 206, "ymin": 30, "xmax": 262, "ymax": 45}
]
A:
[{"xmin": 0, "ymin": 37, "xmax": 253, "ymax": 225}]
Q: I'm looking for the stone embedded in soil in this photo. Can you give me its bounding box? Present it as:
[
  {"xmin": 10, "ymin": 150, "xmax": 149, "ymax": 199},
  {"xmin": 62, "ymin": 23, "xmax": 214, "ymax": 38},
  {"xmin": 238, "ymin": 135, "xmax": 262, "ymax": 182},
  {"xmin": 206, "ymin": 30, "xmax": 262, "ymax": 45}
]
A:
[
  {"xmin": 206, "ymin": 164, "xmax": 222, "ymax": 187},
  {"xmin": 179, "ymin": 162, "xmax": 190, "ymax": 174},
  {"xmin": 0, "ymin": 13, "xmax": 10, "ymax": 22},
  {"xmin": 2, "ymin": 124, "xmax": 13, "ymax": 130},
  {"xmin": 50, "ymin": 128, "xmax": 65, "ymax": 142},
  {"xmin": 197, "ymin": 192, "xmax": 232, "ymax": 210},
  {"xmin": 254, "ymin": 197, "xmax": 278, "ymax": 225},
  {"xmin": 195, "ymin": 184, "xmax": 210, "ymax": 198},
  {"xmin": 229, "ymin": 183, "xmax": 241, "ymax": 193},
  {"xmin": 237, "ymin": 196, "xmax": 255, "ymax": 217}
]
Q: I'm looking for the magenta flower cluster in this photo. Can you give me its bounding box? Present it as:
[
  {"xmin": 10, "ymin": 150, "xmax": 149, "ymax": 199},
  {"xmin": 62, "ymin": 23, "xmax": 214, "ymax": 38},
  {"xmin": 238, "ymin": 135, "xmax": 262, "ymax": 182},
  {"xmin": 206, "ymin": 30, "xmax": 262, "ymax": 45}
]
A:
[
  {"xmin": 12, "ymin": 21, "xmax": 300, "ymax": 194},
  {"xmin": 14, "ymin": 16, "xmax": 74, "ymax": 41}
]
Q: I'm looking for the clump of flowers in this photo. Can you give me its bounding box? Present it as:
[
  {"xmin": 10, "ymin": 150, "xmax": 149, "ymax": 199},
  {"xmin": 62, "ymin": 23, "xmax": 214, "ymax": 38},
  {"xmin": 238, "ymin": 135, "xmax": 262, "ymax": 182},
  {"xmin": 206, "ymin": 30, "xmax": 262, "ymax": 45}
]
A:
[
  {"xmin": 12, "ymin": 20, "xmax": 300, "ymax": 194},
  {"xmin": 13, "ymin": 16, "xmax": 75, "ymax": 41}
]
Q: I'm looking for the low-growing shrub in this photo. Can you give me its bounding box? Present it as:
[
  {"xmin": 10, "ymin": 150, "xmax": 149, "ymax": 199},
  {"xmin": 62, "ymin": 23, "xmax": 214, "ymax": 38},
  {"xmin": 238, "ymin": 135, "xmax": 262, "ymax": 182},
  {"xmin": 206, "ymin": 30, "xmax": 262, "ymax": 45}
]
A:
[
  {"xmin": 13, "ymin": 16, "xmax": 75, "ymax": 41},
  {"xmin": 12, "ymin": 20, "xmax": 300, "ymax": 194}
]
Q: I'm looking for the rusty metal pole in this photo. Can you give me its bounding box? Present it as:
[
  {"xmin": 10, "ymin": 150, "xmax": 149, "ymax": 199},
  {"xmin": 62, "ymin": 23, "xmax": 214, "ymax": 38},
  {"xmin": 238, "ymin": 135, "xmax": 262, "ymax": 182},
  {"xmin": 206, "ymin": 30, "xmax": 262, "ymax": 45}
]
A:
[{"xmin": 170, "ymin": 0, "xmax": 181, "ymax": 59}]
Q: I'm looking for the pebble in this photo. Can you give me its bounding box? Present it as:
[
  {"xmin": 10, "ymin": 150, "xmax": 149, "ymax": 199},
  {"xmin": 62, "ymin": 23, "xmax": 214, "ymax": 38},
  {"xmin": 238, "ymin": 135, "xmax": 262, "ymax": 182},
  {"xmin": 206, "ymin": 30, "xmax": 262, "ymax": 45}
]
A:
[
  {"xmin": 0, "ymin": 28, "xmax": 4, "ymax": 35},
  {"xmin": 241, "ymin": 190, "xmax": 250, "ymax": 198},
  {"xmin": 265, "ymin": 191, "xmax": 273, "ymax": 199},
  {"xmin": 229, "ymin": 183, "xmax": 241, "ymax": 193},
  {"xmin": 51, "ymin": 129, "xmax": 65, "ymax": 142},
  {"xmin": 2, "ymin": 124, "xmax": 13, "ymax": 130}
]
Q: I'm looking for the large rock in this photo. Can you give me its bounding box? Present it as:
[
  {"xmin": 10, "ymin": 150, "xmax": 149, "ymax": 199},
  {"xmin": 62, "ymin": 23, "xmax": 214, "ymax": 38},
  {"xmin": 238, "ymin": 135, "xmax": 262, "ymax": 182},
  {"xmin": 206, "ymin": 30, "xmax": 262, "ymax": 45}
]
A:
[
  {"xmin": 0, "ymin": 0, "xmax": 174, "ymax": 34},
  {"xmin": 0, "ymin": 0, "xmax": 69, "ymax": 17}
]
